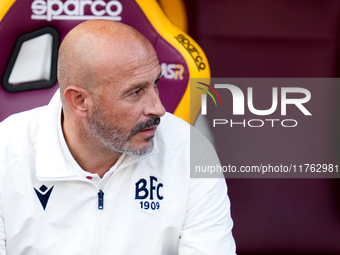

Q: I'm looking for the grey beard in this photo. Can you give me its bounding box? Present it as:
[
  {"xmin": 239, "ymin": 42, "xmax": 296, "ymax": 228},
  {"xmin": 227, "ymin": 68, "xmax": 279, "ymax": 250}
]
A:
[{"xmin": 87, "ymin": 110, "xmax": 160, "ymax": 156}]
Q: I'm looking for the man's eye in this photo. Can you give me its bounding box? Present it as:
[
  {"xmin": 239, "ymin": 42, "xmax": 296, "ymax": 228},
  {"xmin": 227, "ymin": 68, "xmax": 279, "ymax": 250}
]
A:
[{"xmin": 132, "ymin": 89, "xmax": 141, "ymax": 95}]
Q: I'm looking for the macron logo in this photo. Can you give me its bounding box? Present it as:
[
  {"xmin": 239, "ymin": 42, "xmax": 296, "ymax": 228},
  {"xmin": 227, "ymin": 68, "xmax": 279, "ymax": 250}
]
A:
[
  {"xmin": 31, "ymin": 0, "xmax": 123, "ymax": 22},
  {"xmin": 34, "ymin": 185, "xmax": 54, "ymax": 210}
]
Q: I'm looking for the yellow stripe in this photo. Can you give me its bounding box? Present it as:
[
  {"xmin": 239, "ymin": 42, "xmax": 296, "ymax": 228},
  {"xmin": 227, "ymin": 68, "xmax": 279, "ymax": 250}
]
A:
[
  {"xmin": 157, "ymin": 0, "xmax": 188, "ymax": 33},
  {"xmin": 0, "ymin": 0, "xmax": 16, "ymax": 22},
  {"xmin": 135, "ymin": 0, "xmax": 210, "ymax": 125}
]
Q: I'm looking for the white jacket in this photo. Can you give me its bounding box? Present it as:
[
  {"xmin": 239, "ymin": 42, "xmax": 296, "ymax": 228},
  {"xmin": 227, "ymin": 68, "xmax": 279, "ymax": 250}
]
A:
[{"xmin": 0, "ymin": 91, "xmax": 236, "ymax": 255}]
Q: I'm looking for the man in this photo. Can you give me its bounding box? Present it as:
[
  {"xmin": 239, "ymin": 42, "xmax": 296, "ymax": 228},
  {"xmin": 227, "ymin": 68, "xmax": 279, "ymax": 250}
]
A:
[{"xmin": 0, "ymin": 20, "xmax": 236, "ymax": 254}]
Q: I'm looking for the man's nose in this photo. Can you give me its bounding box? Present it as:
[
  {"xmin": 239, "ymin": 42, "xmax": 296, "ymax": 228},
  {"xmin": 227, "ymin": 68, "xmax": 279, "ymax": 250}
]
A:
[{"xmin": 144, "ymin": 89, "xmax": 166, "ymax": 117}]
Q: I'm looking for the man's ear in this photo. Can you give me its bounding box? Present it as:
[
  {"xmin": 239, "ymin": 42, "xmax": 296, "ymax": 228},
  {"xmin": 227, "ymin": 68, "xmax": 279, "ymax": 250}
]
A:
[{"xmin": 64, "ymin": 86, "xmax": 93, "ymax": 118}]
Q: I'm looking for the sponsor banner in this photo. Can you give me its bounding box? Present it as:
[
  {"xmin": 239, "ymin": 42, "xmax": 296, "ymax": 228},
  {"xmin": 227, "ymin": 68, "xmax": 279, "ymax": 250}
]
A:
[
  {"xmin": 190, "ymin": 78, "xmax": 340, "ymax": 178},
  {"xmin": 31, "ymin": 0, "xmax": 123, "ymax": 21}
]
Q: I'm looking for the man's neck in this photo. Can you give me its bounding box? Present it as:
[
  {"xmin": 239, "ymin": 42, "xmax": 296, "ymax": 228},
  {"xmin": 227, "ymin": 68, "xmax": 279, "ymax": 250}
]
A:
[{"xmin": 61, "ymin": 113, "xmax": 122, "ymax": 178}]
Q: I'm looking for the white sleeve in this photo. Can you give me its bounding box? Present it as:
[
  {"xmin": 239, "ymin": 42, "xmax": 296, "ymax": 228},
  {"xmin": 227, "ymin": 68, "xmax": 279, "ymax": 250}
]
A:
[
  {"xmin": 0, "ymin": 190, "xmax": 6, "ymax": 254},
  {"xmin": 178, "ymin": 127, "xmax": 236, "ymax": 254},
  {"xmin": 0, "ymin": 125, "xmax": 7, "ymax": 254},
  {"xmin": 178, "ymin": 178, "xmax": 236, "ymax": 255}
]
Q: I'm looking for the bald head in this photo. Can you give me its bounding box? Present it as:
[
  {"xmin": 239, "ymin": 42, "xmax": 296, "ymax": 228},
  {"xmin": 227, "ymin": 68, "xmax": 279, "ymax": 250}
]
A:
[{"xmin": 57, "ymin": 20, "xmax": 157, "ymax": 107}]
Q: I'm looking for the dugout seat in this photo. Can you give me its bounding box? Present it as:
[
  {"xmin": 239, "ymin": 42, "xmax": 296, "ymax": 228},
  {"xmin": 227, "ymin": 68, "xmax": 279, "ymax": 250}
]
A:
[{"xmin": 0, "ymin": 0, "xmax": 210, "ymax": 124}]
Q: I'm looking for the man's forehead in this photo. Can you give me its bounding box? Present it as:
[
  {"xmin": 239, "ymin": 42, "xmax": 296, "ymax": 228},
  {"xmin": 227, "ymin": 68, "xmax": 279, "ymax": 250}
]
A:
[
  {"xmin": 95, "ymin": 55, "xmax": 160, "ymax": 96},
  {"xmin": 120, "ymin": 61, "xmax": 161, "ymax": 88},
  {"xmin": 90, "ymin": 36, "xmax": 158, "ymax": 69}
]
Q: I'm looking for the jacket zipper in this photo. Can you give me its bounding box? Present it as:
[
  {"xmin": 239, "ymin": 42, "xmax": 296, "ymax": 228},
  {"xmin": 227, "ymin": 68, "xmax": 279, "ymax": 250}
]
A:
[{"xmin": 98, "ymin": 190, "xmax": 104, "ymax": 210}]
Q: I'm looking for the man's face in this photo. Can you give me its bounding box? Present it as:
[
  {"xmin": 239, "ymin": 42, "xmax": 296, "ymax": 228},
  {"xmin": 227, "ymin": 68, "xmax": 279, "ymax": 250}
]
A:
[{"xmin": 86, "ymin": 46, "xmax": 165, "ymax": 156}]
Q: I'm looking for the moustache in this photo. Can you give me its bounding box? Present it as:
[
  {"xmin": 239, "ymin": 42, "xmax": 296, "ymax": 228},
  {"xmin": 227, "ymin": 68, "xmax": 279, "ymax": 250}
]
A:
[{"xmin": 129, "ymin": 117, "xmax": 161, "ymax": 138}]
